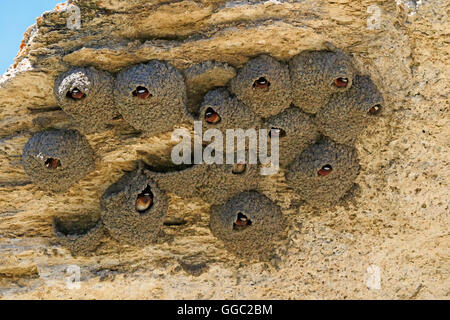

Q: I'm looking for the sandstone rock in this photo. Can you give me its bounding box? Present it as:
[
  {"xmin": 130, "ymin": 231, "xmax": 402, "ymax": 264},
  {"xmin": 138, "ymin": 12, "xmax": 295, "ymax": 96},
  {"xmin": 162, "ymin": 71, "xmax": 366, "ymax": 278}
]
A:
[{"xmin": 0, "ymin": 0, "xmax": 448, "ymax": 300}]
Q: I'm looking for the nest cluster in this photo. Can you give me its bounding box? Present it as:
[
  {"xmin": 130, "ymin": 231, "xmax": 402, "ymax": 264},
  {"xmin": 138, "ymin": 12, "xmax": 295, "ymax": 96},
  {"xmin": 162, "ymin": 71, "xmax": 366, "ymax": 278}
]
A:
[
  {"xmin": 23, "ymin": 48, "xmax": 384, "ymax": 259},
  {"xmin": 54, "ymin": 62, "xmax": 191, "ymax": 136}
]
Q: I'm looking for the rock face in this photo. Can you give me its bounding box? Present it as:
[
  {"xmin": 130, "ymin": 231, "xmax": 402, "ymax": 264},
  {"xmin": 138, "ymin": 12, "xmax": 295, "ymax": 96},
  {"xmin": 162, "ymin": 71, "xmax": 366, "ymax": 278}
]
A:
[{"xmin": 0, "ymin": 0, "xmax": 448, "ymax": 300}]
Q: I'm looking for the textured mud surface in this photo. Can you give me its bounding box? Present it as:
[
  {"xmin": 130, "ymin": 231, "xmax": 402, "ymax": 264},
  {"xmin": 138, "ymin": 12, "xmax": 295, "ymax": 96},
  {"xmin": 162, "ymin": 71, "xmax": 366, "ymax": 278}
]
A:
[
  {"xmin": 115, "ymin": 61, "xmax": 190, "ymax": 136},
  {"xmin": 210, "ymin": 191, "xmax": 286, "ymax": 260},
  {"xmin": 285, "ymin": 139, "xmax": 360, "ymax": 207},
  {"xmin": 184, "ymin": 61, "xmax": 236, "ymax": 115},
  {"xmin": 54, "ymin": 67, "xmax": 118, "ymax": 133},
  {"xmin": 199, "ymin": 88, "xmax": 262, "ymax": 135},
  {"xmin": 53, "ymin": 214, "xmax": 106, "ymax": 257},
  {"xmin": 229, "ymin": 55, "xmax": 291, "ymax": 118},
  {"xmin": 289, "ymin": 48, "xmax": 356, "ymax": 114},
  {"xmin": 100, "ymin": 167, "xmax": 168, "ymax": 246},
  {"xmin": 0, "ymin": 0, "xmax": 448, "ymax": 300},
  {"xmin": 315, "ymin": 75, "xmax": 385, "ymax": 145},
  {"xmin": 150, "ymin": 162, "xmax": 261, "ymax": 206},
  {"xmin": 22, "ymin": 129, "xmax": 95, "ymax": 193},
  {"xmin": 264, "ymin": 107, "xmax": 319, "ymax": 168}
]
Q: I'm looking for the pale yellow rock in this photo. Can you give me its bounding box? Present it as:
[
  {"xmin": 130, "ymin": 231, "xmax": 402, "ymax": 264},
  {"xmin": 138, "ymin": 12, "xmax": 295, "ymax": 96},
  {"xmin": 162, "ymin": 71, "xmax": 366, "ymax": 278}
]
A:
[{"xmin": 0, "ymin": 0, "xmax": 448, "ymax": 300}]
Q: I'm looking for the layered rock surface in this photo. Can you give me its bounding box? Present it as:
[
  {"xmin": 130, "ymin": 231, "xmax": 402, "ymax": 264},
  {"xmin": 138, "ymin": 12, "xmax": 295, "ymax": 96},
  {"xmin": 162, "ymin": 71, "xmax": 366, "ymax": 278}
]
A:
[{"xmin": 0, "ymin": 0, "xmax": 448, "ymax": 299}]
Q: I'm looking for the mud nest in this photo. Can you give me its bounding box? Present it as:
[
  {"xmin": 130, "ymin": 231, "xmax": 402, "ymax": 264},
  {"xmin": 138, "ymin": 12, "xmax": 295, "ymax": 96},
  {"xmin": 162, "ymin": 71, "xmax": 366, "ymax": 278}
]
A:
[
  {"xmin": 210, "ymin": 191, "xmax": 286, "ymax": 260},
  {"xmin": 40, "ymin": 46, "xmax": 385, "ymax": 258},
  {"xmin": 285, "ymin": 139, "xmax": 360, "ymax": 207},
  {"xmin": 150, "ymin": 162, "xmax": 261, "ymax": 206},
  {"xmin": 289, "ymin": 49, "xmax": 356, "ymax": 114},
  {"xmin": 22, "ymin": 129, "xmax": 95, "ymax": 193},
  {"xmin": 53, "ymin": 213, "xmax": 106, "ymax": 256},
  {"xmin": 315, "ymin": 75, "xmax": 384, "ymax": 145},
  {"xmin": 229, "ymin": 55, "xmax": 292, "ymax": 118},
  {"xmin": 263, "ymin": 107, "xmax": 319, "ymax": 168},
  {"xmin": 100, "ymin": 168, "xmax": 169, "ymax": 246},
  {"xmin": 53, "ymin": 67, "xmax": 118, "ymax": 133},
  {"xmin": 114, "ymin": 61, "xmax": 191, "ymax": 136}
]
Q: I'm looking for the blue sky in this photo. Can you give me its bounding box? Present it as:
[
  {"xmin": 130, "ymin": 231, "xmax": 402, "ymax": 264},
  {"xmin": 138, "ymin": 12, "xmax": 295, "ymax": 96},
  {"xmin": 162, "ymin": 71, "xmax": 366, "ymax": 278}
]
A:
[{"xmin": 0, "ymin": 1, "xmax": 62, "ymax": 74}]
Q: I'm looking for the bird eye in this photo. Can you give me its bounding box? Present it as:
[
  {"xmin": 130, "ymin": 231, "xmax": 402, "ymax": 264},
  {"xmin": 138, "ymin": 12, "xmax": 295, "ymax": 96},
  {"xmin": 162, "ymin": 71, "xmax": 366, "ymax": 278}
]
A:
[
  {"xmin": 132, "ymin": 86, "xmax": 151, "ymax": 99},
  {"xmin": 318, "ymin": 164, "xmax": 333, "ymax": 176},
  {"xmin": 253, "ymin": 77, "xmax": 270, "ymax": 89},
  {"xmin": 135, "ymin": 185, "xmax": 154, "ymax": 214},
  {"xmin": 66, "ymin": 88, "xmax": 86, "ymax": 100},
  {"xmin": 204, "ymin": 107, "xmax": 221, "ymax": 124},
  {"xmin": 368, "ymin": 104, "xmax": 382, "ymax": 115},
  {"xmin": 232, "ymin": 163, "xmax": 246, "ymax": 174},
  {"xmin": 45, "ymin": 158, "xmax": 61, "ymax": 169},
  {"xmin": 233, "ymin": 212, "xmax": 252, "ymax": 231},
  {"xmin": 334, "ymin": 77, "xmax": 349, "ymax": 88},
  {"xmin": 269, "ymin": 127, "xmax": 286, "ymax": 139}
]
